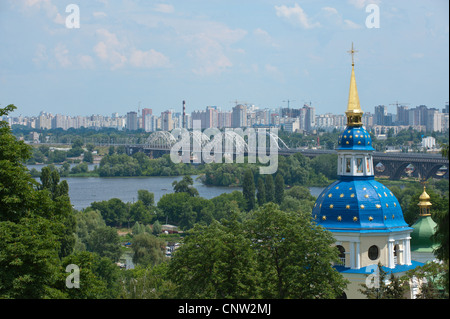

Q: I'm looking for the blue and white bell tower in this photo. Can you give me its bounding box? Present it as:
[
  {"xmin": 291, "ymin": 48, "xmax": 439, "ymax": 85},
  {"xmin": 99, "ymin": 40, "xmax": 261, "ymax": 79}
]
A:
[{"xmin": 311, "ymin": 44, "xmax": 422, "ymax": 298}]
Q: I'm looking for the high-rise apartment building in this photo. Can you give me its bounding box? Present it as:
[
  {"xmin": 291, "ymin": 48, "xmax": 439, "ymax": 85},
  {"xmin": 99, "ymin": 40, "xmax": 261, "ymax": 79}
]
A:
[
  {"xmin": 232, "ymin": 104, "xmax": 247, "ymax": 128},
  {"xmin": 161, "ymin": 111, "xmax": 173, "ymax": 131},
  {"xmin": 374, "ymin": 105, "xmax": 387, "ymax": 125},
  {"xmin": 396, "ymin": 105, "xmax": 409, "ymax": 125},
  {"xmin": 126, "ymin": 111, "xmax": 138, "ymax": 131},
  {"xmin": 142, "ymin": 108, "xmax": 152, "ymax": 130}
]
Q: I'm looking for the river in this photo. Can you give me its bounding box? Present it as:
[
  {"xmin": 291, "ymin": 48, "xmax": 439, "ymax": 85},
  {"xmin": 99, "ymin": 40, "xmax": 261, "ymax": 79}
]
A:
[{"xmin": 28, "ymin": 164, "xmax": 325, "ymax": 210}]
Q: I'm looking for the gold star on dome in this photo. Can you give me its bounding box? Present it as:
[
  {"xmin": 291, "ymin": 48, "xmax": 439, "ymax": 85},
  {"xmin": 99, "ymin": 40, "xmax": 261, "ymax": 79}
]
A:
[
  {"xmin": 369, "ymin": 216, "xmax": 373, "ymax": 221},
  {"xmin": 346, "ymin": 205, "xmax": 350, "ymax": 209},
  {"xmin": 353, "ymin": 217, "xmax": 358, "ymax": 222},
  {"xmin": 340, "ymin": 194, "xmax": 344, "ymax": 198},
  {"xmin": 360, "ymin": 205, "xmax": 365, "ymax": 209},
  {"xmin": 322, "ymin": 216, "xmax": 327, "ymax": 221},
  {"xmin": 337, "ymin": 216, "xmax": 342, "ymax": 221},
  {"xmin": 329, "ymin": 204, "xmax": 334, "ymax": 209}
]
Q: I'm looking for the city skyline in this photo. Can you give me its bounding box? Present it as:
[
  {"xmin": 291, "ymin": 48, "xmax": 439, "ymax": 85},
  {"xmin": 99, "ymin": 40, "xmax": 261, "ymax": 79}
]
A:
[
  {"xmin": 7, "ymin": 101, "xmax": 449, "ymax": 134},
  {"xmin": 1, "ymin": 0, "xmax": 448, "ymax": 117}
]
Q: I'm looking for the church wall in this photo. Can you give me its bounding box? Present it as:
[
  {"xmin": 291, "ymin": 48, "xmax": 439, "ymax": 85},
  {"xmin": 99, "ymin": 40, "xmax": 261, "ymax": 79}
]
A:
[{"xmin": 359, "ymin": 235, "xmax": 389, "ymax": 268}]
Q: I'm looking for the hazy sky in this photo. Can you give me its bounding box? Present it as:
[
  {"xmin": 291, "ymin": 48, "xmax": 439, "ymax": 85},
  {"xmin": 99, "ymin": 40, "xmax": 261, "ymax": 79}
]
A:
[{"xmin": 1, "ymin": 0, "xmax": 448, "ymax": 117}]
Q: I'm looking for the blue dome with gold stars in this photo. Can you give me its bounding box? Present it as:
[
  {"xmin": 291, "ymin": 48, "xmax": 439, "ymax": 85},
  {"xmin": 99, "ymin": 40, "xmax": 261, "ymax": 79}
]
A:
[
  {"xmin": 337, "ymin": 126, "xmax": 374, "ymax": 151},
  {"xmin": 312, "ymin": 176, "xmax": 411, "ymax": 233}
]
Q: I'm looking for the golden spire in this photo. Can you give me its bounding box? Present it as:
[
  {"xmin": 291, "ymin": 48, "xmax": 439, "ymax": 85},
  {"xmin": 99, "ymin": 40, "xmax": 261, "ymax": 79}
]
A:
[{"xmin": 346, "ymin": 43, "xmax": 363, "ymax": 127}]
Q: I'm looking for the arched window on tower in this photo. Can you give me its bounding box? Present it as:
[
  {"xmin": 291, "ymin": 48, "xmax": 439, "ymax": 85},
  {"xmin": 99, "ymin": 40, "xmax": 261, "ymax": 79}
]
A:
[{"xmin": 336, "ymin": 245, "xmax": 346, "ymax": 266}]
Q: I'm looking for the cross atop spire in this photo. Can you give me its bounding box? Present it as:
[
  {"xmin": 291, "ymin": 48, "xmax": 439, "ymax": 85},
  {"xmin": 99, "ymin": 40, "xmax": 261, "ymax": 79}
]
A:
[{"xmin": 347, "ymin": 42, "xmax": 358, "ymax": 66}]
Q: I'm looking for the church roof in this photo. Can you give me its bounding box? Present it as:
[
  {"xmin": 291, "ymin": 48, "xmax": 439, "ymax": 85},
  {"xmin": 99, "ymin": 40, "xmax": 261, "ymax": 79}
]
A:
[
  {"xmin": 410, "ymin": 215, "xmax": 438, "ymax": 252},
  {"xmin": 337, "ymin": 125, "xmax": 375, "ymax": 151},
  {"xmin": 334, "ymin": 260, "xmax": 424, "ymax": 274},
  {"xmin": 312, "ymin": 177, "xmax": 411, "ymax": 233}
]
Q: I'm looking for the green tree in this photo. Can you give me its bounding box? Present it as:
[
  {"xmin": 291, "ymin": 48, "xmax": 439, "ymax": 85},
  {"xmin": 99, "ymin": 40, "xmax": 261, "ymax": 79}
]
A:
[
  {"xmin": 90, "ymin": 198, "xmax": 129, "ymax": 227},
  {"xmin": 59, "ymin": 251, "xmax": 120, "ymax": 299},
  {"xmin": 157, "ymin": 192, "xmax": 196, "ymax": 229},
  {"xmin": 119, "ymin": 262, "xmax": 176, "ymax": 299},
  {"xmin": 172, "ymin": 175, "xmax": 199, "ymax": 197},
  {"xmin": 256, "ymin": 177, "xmax": 266, "ymax": 206},
  {"xmin": 132, "ymin": 232, "xmax": 165, "ymax": 267},
  {"xmin": 83, "ymin": 151, "xmax": 93, "ymax": 163},
  {"xmin": 137, "ymin": 189, "xmax": 155, "ymax": 207},
  {"xmin": 169, "ymin": 212, "xmax": 261, "ymax": 298},
  {"xmin": 245, "ymin": 203, "xmax": 347, "ymax": 298},
  {"xmin": 0, "ymin": 104, "xmax": 68, "ymax": 298},
  {"xmin": 242, "ymin": 169, "xmax": 255, "ymax": 211},
  {"xmin": 86, "ymin": 226, "xmax": 122, "ymax": 262},
  {"xmin": 265, "ymin": 174, "xmax": 275, "ymax": 203},
  {"xmin": 274, "ymin": 174, "xmax": 285, "ymax": 204},
  {"xmin": 152, "ymin": 220, "xmax": 162, "ymax": 235},
  {"xmin": 0, "ymin": 217, "xmax": 62, "ymax": 298}
]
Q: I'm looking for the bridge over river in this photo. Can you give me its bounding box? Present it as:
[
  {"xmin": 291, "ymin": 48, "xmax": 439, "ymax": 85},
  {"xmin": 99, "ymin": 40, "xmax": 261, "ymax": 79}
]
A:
[{"xmin": 43, "ymin": 130, "xmax": 449, "ymax": 180}]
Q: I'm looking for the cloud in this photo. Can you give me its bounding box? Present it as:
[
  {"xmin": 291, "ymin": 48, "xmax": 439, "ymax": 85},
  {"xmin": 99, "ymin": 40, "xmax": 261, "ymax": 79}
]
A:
[
  {"xmin": 275, "ymin": 3, "xmax": 320, "ymax": 29},
  {"xmin": 129, "ymin": 49, "xmax": 171, "ymax": 68},
  {"xmin": 54, "ymin": 43, "xmax": 71, "ymax": 67},
  {"xmin": 181, "ymin": 22, "xmax": 247, "ymax": 75},
  {"xmin": 187, "ymin": 35, "xmax": 233, "ymax": 75},
  {"xmin": 343, "ymin": 19, "xmax": 362, "ymax": 29},
  {"xmin": 93, "ymin": 11, "xmax": 107, "ymax": 18},
  {"xmin": 32, "ymin": 43, "xmax": 48, "ymax": 66},
  {"xmin": 94, "ymin": 29, "xmax": 127, "ymax": 70},
  {"xmin": 93, "ymin": 28, "xmax": 170, "ymax": 70},
  {"xmin": 265, "ymin": 64, "xmax": 284, "ymax": 83},
  {"xmin": 348, "ymin": 0, "xmax": 381, "ymax": 9},
  {"xmin": 78, "ymin": 55, "xmax": 95, "ymax": 69},
  {"xmin": 320, "ymin": 6, "xmax": 362, "ymax": 29},
  {"xmin": 153, "ymin": 4, "xmax": 175, "ymax": 14},
  {"xmin": 21, "ymin": 0, "xmax": 65, "ymax": 25},
  {"xmin": 322, "ymin": 7, "xmax": 338, "ymax": 15},
  {"xmin": 253, "ymin": 28, "xmax": 279, "ymax": 48}
]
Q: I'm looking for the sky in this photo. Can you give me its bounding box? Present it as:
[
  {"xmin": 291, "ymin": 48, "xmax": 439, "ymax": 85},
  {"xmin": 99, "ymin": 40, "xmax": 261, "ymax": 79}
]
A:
[{"xmin": 0, "ymin": 0, "xmax": 448, "ymax": 117}]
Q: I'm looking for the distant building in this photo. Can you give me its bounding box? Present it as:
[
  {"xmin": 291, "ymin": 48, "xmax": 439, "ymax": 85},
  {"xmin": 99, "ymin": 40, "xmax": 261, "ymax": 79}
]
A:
[
  {"xmin": 421, "ymin": 136, "xmax": 436, "ymax": 149},
  {"xmin": 232, "ymin": 104, "xmax": 247, "ymax": 128},
  {"xmin": 161, "ymin": 111, "xmax": 173, "ymax": 131},
  {"xmin": 141, "ymin": 108, "xmax": 152, "ymax": 130},
  {"xmin": 374, "ymin": 105, "xmax": 387, "ymax": 125},
  {"xmin": 126, "ymin": 111, "xmax": 138, "ymax": 131}
]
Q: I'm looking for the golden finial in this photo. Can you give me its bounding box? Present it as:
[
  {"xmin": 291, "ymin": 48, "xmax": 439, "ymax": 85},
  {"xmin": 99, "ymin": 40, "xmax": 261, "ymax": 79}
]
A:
[{"xmin": 345, "ymin": 42, "xmax": 363, "ymax": 127}]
